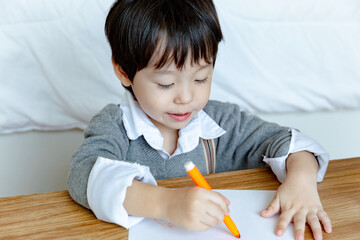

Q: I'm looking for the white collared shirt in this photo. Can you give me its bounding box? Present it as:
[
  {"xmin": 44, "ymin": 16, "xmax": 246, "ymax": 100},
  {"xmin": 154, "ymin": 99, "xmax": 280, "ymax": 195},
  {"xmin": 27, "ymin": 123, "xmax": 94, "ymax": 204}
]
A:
[
  {"xmin": 120, "ymin": 91, "xmax": 226, "ymax": 159},
  {"xmin": 87, "ymin": 91, "xmax": 329, "ymax": 229}
]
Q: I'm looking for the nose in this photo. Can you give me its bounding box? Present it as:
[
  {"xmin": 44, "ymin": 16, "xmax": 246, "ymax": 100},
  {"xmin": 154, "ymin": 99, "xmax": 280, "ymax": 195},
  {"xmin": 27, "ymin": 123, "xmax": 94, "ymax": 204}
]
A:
[{"xmin": 174, "ymin": 85, "xmax": 192, "ymax": 105}]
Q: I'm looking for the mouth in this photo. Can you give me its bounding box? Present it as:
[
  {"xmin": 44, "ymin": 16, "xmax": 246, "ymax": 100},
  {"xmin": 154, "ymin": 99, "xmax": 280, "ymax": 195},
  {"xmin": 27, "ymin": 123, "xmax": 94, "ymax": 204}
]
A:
[{"xmin": 167, "ymin": 112, "xmax": 192, "ymax": 121}]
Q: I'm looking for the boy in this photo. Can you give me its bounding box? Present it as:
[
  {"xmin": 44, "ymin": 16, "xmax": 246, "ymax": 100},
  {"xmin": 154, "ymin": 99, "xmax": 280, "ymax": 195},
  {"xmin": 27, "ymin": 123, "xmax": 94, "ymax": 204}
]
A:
[{"xmin": 67, "ymin": 1, "xmax": 332, "ymax": 239}]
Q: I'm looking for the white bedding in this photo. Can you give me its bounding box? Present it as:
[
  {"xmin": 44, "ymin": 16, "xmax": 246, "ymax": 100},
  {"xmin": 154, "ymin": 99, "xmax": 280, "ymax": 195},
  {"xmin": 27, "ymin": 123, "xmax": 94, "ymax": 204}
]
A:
[
  {"xmin": 1, "ymin": 0, "xmax": 360, "ymax": 134},
  {"xmin": 212, "ymin": 0, "xmax": 360, "ymax": 112}
]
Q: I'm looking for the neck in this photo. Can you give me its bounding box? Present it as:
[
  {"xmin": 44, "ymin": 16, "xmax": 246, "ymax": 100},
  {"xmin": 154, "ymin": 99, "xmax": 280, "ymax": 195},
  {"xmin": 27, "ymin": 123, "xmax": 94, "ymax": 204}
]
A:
[{"xmin": 161, "ymin": 128, "xmax": 179, "ymax": 155}]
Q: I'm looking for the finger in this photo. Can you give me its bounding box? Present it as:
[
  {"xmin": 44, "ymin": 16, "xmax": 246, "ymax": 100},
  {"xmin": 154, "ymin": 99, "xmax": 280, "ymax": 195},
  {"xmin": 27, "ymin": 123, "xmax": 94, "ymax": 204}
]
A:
[
  {"xmin": 200, "ymin": 213, "xmax": 222, "ymax": 227},
  {"xmin": 307, "ymin": 212, "xmax": 322, "ymax": 240},
  {"xmin": 207, "ymin": 200, "xmax": 230, "ymax": 225},
  {"xmin": 196, "ymin": 221, "xmax": 212, "ymax": 232},
  {"xmin": 317, "ymin": 210, "xmax": 332, "ymax": 233},
  {"xmin": 222, "ymin": 195, "xmax": 231, "ymax": 206},
  {"xmin": 198, "ymin": 206, "xmax": 224, "ymax": 228},
  {"xmin": 293, "ymin": 212, "xmax": 306, "ymax": 240},
  {"xmin": 209, "ymin": 192, "xmax": 230, "ymax": 215},
  {"xmin": 189, "ymin": 204, "xmax": 215, "ymax": 231},
  {"xmin": 276, "ymin": 210, "xmax": 294, "ymax": 236},
  {"xmin": 261, "ymin": 194, "xmax": 280, "ymax": 218}
]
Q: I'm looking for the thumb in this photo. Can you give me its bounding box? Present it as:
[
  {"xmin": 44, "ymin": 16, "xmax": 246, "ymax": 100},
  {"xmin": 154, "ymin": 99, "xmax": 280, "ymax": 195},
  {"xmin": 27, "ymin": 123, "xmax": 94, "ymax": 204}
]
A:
[
  {"xmin": 222, "ymin": 195, "xmax": 231, "ymax": 206},
  {"xmin": 260, "ymin": 194, "xmax": 280, "ymax": 218}
]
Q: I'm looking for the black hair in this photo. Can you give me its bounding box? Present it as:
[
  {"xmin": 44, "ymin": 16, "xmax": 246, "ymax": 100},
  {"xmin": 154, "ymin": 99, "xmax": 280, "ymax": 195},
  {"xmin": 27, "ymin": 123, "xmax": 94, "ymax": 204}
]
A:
[{"xmin": 105, "ymin": 0, "xmax": 223, "ymax": 93}]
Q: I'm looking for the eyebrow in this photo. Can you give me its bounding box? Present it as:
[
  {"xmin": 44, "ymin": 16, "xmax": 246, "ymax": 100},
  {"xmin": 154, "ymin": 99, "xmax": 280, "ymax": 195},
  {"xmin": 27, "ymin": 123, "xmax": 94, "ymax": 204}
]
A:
[{"xmin": 153, "ymin": 63, "xmax": 212, "ymax": 74}]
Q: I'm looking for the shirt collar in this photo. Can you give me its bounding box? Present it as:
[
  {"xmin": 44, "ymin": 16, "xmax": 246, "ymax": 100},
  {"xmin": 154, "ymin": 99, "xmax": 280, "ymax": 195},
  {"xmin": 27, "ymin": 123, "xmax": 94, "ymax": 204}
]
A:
[{"xmin": 120, "ymin": 91, "xmax": 226, "ymax": 156}]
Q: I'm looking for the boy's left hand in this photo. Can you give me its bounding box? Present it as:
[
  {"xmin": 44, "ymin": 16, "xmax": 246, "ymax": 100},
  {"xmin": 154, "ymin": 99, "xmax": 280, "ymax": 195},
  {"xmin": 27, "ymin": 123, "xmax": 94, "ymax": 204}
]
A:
[{"xmin": 260, "ymin": 177, "xmax": 332, "ymax": 240}]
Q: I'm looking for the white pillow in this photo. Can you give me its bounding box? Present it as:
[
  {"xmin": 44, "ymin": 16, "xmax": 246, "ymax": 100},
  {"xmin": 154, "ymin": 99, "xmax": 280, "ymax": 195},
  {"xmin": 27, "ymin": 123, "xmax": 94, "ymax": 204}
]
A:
[
  {"xmin": 211, "ymin": 0, "xmax": 360, "ymax": 113},
  {"xmin": 1, "ymin": 0, "xmax": 360, "ymax": 134},
  {"xmin": 0, "ymin": 0, "xmax": 123, "ymax": 133}
]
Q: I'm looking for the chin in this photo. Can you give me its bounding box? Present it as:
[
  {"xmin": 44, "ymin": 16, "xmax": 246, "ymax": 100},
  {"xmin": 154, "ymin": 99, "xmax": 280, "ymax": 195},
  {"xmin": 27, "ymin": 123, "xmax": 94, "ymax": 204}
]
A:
[{"xmin": 176, "ymin": 120, "xmax": 192, "ymax": 129}]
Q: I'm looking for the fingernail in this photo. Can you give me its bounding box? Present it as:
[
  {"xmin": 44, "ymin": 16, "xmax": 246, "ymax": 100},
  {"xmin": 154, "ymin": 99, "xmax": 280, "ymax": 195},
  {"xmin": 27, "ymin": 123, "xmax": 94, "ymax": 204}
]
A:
[
  {"xmin": 326, "ymin": 226, "xmax": 332, "ymax": 233},
  {"xmin": 296, "ymin": 235, "xmax": 304, "ymax": 240},
  {"xmin": 277, "ymin": 229, "xmax": 283, "ymax": 236},
  {"xmin": 315, "ymin": 233, "xmax": 322, "ymax": 240}
]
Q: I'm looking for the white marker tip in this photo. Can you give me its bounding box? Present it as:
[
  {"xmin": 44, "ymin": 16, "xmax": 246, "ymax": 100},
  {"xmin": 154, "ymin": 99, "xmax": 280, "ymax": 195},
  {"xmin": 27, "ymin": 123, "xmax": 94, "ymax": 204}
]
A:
[{"xmin": 184, "ymin": 161, "xmax": 195, "ymax": 171}]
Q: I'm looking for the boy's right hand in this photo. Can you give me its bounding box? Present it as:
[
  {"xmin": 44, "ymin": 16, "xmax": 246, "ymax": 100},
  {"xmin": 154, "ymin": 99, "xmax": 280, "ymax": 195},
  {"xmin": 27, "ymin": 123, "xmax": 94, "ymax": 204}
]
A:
[{"xmin": 160, "ymin": 187, "xmax": 231, "ymax": 231}]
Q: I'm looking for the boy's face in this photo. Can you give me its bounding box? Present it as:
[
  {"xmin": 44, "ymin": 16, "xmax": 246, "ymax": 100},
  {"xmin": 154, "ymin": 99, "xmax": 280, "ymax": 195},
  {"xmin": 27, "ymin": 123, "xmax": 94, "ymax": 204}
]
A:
[{"xmin": 115, "ymin": 57, "xmax": 213, "ymax": 134}]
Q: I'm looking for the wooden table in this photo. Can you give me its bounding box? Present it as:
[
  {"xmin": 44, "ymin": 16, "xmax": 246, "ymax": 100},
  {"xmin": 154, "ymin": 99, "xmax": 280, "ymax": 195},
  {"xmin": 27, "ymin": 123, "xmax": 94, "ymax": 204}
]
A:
[{"xmin": 0, "ymin": 158, "xmax": 359, "ymax": 239}]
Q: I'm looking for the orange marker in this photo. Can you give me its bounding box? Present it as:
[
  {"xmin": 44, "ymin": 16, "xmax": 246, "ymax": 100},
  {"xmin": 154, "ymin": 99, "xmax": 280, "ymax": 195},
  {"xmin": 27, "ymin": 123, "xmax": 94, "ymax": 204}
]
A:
[{"xmin": 184, "ymin": 161, "xmax": 240, "ymax": 238}]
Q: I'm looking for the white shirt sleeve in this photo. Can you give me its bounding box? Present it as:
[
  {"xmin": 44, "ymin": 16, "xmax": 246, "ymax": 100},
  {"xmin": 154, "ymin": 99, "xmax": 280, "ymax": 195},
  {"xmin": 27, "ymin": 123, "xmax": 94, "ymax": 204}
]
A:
[
  {"xmin": 87, "ymin": 156, "xmax": 157, "ymax": 229},
  {"xmin": 263, "ymin": 129, "xmax": 329, "ymax": 183}
]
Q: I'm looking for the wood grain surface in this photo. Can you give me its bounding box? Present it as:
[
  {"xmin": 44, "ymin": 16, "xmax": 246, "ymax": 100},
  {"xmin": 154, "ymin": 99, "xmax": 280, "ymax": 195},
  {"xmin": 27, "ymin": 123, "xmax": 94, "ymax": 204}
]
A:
[{"xmin": 0, "ymin": 157, "xmax": 359, "ymax": 239}]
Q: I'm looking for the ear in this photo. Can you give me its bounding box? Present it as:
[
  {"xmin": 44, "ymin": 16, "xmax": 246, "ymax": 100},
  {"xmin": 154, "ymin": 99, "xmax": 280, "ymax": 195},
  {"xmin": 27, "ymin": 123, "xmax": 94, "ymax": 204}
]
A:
[{"xmin": 112, "ymin": 60, "xmax": 132, "ymax": 87}]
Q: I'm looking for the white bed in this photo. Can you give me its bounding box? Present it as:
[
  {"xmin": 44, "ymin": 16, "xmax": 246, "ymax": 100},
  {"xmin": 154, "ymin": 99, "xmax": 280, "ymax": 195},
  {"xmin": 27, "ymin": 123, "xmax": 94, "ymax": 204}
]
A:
[{"xmin": 1, "ymin": 0, "xmax": 359, "ymax": 197}]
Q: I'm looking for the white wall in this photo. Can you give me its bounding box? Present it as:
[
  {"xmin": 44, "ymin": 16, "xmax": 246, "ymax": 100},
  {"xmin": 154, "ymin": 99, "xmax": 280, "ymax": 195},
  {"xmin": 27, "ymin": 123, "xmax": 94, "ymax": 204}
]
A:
[
  {"xmin": 0, "ymin": 130, "xmax": 83, "ymax": 197},
  {"xmin": 258, "ymin": 110, "xmax": 360, "ymax": 160}
]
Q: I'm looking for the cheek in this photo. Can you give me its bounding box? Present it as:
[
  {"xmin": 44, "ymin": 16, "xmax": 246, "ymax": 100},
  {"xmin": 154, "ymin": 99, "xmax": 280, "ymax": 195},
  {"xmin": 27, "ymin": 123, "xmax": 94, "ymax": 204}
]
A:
[
  {"xmin": 197, "ymin": 85, "xmax": 211, "ymax": 107},
  {"xmin": 136, "ymin": 91, "xmax": 166, "ymax": 116},
  {"xmin": 198, "ymin": 96, "xmax": 209, "ymax": 109}
]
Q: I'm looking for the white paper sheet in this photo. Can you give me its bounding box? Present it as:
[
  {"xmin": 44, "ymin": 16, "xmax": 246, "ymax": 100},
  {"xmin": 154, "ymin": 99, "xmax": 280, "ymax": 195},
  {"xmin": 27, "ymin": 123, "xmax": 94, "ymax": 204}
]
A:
[{"xmin": 129, "ymin": 190, "xmax": 294, "ymax": 239}]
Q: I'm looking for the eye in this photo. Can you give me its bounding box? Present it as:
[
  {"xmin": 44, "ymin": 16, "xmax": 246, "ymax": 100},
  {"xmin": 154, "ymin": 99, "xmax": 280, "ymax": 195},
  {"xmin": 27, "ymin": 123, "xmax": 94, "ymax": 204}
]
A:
[
  {"xmin": 195, "ymin": 77, "xmax": 208, "ymax": 84},
  {"xmin": 158, "ymin": 83, "xmax": 174, "ymax": 90}
]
